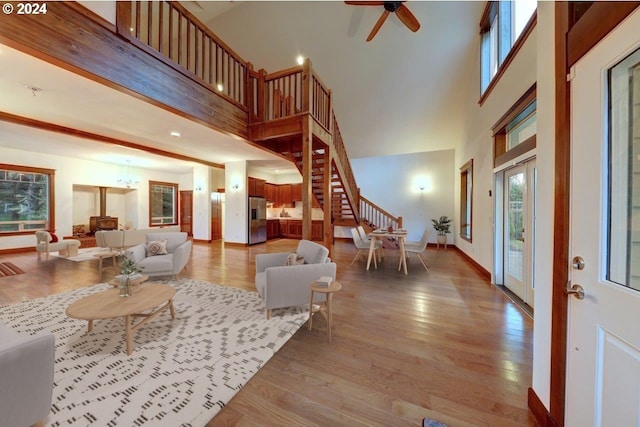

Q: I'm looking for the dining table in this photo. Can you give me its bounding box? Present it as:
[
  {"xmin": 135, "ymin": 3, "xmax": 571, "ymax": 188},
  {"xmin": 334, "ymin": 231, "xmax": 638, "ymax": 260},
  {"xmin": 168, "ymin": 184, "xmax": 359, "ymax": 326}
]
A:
[{"xmin": 366, "ymin": 229, "xmax": 409, "ymax": 274}]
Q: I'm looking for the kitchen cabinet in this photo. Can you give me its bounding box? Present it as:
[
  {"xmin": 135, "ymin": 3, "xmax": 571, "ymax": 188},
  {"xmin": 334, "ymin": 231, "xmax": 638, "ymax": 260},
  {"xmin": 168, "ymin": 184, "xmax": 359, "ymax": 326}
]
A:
[
  {"xmin": 278, "ymin": 184, "xmax": 293, "ymax": 207},
  {"xmin": 265, "ymin": 183, "xmax": 276, "ymax": 203},
  {"xmin": 277, "ymin": 219, "xmax": 322, "ymax": 240},
  {"xmin": 247, "ymin": 177, "xmax": 266, "ymax": 197},
  {"xmin": 267, "ymin": 219, "xmax": 280, "ymax": 239},
  {"xmin": 291, "ymin": 183, "xmax": 302, "ymax": 202}
]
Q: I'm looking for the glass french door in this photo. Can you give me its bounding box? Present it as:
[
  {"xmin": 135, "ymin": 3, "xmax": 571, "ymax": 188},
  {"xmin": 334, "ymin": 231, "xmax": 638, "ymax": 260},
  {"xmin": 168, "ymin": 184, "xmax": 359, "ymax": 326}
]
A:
[{"xmin": 503, "ymin": 159, "xmax": 536, "ymax": 306}]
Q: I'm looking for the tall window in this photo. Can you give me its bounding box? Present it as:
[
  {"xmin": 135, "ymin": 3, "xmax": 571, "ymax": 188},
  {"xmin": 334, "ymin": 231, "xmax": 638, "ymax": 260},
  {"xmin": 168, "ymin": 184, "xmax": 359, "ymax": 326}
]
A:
[
  {"xmin": 149, "ymin": 181, "xmax": 178, "ymax": 226},
  {"xmin": 0, "ymin": 164, "xmax": 55, "ymax": 234},
  {"xmin": 460, "ymin": 160, "xmax": 473, "ymax": 242},
  {"xmin": 480, "ymin": 0, "xmax": 537, "ymax": 95}
]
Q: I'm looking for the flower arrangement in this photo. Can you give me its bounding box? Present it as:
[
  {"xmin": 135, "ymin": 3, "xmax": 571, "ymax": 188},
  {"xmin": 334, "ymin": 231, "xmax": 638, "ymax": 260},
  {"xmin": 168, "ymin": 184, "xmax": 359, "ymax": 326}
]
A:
[{"xmin": 118, "ymin": 254, "xmax": 143, "ymax": 297}]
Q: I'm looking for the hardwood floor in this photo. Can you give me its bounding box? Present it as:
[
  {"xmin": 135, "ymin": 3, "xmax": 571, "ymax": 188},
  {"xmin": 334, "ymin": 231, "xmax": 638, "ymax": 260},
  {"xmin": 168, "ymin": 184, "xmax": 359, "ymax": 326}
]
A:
[{"xmin": 0, "ymin": 239, "xmax": 537, "ymax": 427}]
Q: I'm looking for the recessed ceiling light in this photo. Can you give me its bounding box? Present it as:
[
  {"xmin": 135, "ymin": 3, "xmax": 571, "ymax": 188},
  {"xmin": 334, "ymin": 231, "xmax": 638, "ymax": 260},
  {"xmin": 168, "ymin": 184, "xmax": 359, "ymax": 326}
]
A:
[
  {"xmin": 170, "ymin": 131, "xmax": 181, "ymax": 138},
  {"xmin": 296, "ymin": 55, "xmax": 304, "ymax": 65}
]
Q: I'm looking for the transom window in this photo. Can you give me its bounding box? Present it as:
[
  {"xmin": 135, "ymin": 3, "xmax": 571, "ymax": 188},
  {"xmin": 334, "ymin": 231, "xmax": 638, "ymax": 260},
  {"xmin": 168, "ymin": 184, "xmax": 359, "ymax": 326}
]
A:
[
  {"xmin": 149, "ymin": 181, "xmax": 178, "ymax": 226},
  {"xmin": 480, "ymin": 0, "xmax": 537, "ymax": 96},
  {"xmin": 0, "ymin": 164, "xmax": 55, "ymax": 234}
]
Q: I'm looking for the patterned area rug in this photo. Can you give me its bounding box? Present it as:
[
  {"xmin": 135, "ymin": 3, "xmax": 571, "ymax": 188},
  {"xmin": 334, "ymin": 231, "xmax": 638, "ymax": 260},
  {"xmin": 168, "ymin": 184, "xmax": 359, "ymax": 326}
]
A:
[
  {"xmin": 0, "ymin": 279, "xmax": 308, "ymax": 426},
  {"xmin": 0, "ymin": 262, "xmax": 24, "ymax": 277}
]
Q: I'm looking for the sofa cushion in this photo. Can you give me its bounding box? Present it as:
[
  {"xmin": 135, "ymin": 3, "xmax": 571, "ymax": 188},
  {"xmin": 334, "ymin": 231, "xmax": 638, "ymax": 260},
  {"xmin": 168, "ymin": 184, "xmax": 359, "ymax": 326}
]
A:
[
  {"xmin": 146, "ymin": 240, "xmax": 168, "ymax": 256},
  {"xmin": 296, "ymin": 240, "xmax": 329, "ymax": 264},
  {"xmin": 146, "ymin": 232, "xmax": 187, "ymax": 253},
  {"xmin": 284, "ymin": 253, "xmax": 305, "ymax": 266},
  {"xmin": 139, "ymin": 253, "xmax": 174, "ymax": 273}
]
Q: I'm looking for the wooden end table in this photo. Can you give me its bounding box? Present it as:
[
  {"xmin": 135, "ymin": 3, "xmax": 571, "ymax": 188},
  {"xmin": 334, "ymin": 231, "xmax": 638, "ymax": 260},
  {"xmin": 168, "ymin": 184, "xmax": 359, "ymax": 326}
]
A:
[
  {"xmin": 93, "ymin": 251, "xmax": 119, "ymax": 274},
  {"xmin": 66, "ymin": 284, "xmax": 176, "ymax": 355},
  {"xmin": 308, "ymin": 281, "xmax": 342, "ymax": 343}
]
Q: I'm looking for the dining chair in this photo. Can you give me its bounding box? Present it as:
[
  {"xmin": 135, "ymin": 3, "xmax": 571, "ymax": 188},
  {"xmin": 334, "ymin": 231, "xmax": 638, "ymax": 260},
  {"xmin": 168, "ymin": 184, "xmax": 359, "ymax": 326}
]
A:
[
  {"xmin": 357, "ymin": 225, "xmax": 384, "ymax": 259},
  {"xmin": 404, "ymin": 229, "xmax": 430, "ymax": 271},
  {"xmin": 350, "ymin": 227, "xmax": 381, "ymax": 268}
]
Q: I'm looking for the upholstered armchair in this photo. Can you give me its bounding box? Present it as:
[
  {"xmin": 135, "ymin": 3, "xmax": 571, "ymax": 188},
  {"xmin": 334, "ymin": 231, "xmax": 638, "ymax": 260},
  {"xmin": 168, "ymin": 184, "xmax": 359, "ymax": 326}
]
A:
[
  {"xmin": 35, "ymin": 231, "xmax": 81, "ymax": 260},
  {"xmin": 124, "ymin": 232, "xmax": 192, "ymax": 279},
  {"xmin": 0, "ymin": 320, "xmax": 55, "ymax": 427},
  {"xmin": 255, "ymin": 240, "xmax": 337, "ymax": 319}
]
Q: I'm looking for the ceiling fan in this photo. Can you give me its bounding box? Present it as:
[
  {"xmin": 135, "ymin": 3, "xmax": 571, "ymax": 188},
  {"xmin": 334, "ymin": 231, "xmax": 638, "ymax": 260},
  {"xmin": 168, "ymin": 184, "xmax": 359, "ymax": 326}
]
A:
[{"xmin": 345, "ymin": 1, "xmax": 421, "ymax": 42}]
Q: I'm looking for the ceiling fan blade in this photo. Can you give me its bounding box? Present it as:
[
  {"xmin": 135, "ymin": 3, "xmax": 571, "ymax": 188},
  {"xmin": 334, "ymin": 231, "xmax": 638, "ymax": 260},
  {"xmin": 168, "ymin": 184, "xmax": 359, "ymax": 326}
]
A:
[
  {"xmin": 366, "ymin": 10, "xmax": 390, "ymax": 42},
  {"xmin": 345, "ymin": 1, "xmax": 385, "ymax": 5},
  {"xmin": 395, "ymin": 4, "xmax": 421, "ymax": 33}
]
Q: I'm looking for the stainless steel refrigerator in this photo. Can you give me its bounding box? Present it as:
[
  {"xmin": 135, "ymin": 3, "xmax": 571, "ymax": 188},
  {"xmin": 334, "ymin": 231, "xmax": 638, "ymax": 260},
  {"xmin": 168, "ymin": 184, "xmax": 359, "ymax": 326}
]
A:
[{"xmin": 248, "ymin": 196, "xmax": 267, "ymax": 244}]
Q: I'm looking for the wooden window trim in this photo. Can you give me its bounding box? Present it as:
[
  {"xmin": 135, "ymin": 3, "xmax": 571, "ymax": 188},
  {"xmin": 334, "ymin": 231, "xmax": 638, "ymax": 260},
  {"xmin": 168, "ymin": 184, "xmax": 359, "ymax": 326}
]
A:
[
  {"xmin": 149, "ymin": 181, "xmax": 179, "ymax": 227},
  {"xmin": 459, "ymin": 159, "xmax": 473, "ymax": 243},
  {"xmin": 479, "ymin": 11, "xmax": 537, "ymax": 105},
  {"xmin": 0, "ymin": 163, "xmax": 56, "ymax": 236}
]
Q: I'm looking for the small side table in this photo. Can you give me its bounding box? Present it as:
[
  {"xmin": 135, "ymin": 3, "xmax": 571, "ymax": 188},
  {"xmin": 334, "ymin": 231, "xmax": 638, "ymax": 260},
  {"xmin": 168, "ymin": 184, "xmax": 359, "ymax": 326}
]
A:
[
  {"xmin": 308, "ymin": 281, "xmax": 342, "ymax": 342},
  {"xmin": 93, "ymin": 251, "xmax": 119, "ymax": 274}
]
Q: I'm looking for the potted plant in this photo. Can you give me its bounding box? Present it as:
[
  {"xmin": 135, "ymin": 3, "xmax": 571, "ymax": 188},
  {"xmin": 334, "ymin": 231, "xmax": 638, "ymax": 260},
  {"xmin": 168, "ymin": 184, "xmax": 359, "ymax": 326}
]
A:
[
  {"xmin": 431, "ymin": 215, "xmax": 452, "ymax": 248},
  {"xmin": 118, "ymin": 254, "xmax": 143, "ymax": 297}
]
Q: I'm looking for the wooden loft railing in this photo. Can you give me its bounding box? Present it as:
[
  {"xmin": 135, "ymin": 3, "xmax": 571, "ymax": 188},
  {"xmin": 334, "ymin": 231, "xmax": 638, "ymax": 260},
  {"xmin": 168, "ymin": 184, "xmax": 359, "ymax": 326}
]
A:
[
  {"xmin": 360, "ymin": 195, "xmax": 403, "ymax": 230},
  {"xmin": 117, "ymin": 1, "xmax": 249, "ymax": 109},
  {"xmin": 116, "ymin": 0, "xmax": 360, "ymax": 226}
]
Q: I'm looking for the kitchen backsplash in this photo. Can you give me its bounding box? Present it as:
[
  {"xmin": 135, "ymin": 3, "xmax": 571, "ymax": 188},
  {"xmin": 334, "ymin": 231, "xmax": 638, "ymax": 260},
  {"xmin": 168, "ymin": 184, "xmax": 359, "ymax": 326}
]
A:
[{"xmin": 267, "ymin": 202, "xmax": 324, "ymax": 219}]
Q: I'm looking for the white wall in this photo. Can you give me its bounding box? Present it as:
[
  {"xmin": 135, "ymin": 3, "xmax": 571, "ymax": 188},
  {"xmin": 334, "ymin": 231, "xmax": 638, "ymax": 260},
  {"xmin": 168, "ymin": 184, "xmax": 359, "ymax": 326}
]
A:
[
  {"xmin": 532, "ymin": 1, "xmax": 555, "ymax": 409},
  {"xmin": 0, "ymin": 145, "xmax": 190, "ymax": 250},
  {"xmin": 351, "ymin": 149, "xmax": 455, "ymax": 243},
  {"xmin": 224, "ymin": 161, "xmax": 248, "ymax": 244},
  {"xmin": 77, "ymin": 1, "xmax": 116, "ymax": 25}
]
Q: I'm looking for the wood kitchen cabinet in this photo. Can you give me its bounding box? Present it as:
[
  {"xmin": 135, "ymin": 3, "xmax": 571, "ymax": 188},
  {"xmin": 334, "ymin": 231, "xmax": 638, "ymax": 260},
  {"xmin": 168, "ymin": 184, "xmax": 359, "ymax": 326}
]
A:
[
  {"xmin": 291, "ymin": 183, "xmax": 302, "ymax": 202},
  {"xmin": 311, "ymin": 221, "xmax": 323, "ymax": 241},
  {"xmin": 265, "ymin": 183, "xmax": 276, "ymax": 203},
  {"xmin": 278, "ymin": 184, "xmax": 293, "ymax": 207},
  {"xmin": 247, "ymin": 177, "xmax": 266, "ymax": 197},
  {"xmin": 267, "ymin": 219, "xmax": 280, "ymax": 239}
]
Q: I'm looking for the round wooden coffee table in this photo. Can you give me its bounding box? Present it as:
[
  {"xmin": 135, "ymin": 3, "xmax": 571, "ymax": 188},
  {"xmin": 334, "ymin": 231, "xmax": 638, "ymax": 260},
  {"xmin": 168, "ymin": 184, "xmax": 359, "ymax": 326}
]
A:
[{"xmin": 66, "ymin": 284, "xmax": 176, "ymax": 355}]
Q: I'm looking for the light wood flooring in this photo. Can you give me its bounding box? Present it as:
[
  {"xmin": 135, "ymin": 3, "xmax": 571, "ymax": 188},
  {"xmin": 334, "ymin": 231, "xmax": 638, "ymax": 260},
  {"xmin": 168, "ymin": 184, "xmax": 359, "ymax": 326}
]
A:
[{"xmin": 0, "ymin": 239, "xmax": 537, "ymax": 427}]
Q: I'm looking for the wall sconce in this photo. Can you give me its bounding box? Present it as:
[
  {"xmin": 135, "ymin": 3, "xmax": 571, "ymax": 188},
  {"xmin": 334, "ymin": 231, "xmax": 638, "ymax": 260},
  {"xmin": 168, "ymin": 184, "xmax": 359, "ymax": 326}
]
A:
[
  {"xmin": 195, "ymin": 185, "xmax": 203, "ymax": 192},
  {"xmin": 419, "ymin": 185, "xmax": 425, "ymax": 191}
]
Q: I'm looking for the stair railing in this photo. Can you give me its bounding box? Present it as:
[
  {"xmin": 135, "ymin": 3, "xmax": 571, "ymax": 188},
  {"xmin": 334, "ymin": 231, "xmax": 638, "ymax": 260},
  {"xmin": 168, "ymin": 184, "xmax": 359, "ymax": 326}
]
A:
[
  {"xmin": 116, "ymin": 1, "xmax": 249, "ymax": 110},
  {"xmin": 360, "ymin": 195, "xmax": 403, "ymax": 230}
]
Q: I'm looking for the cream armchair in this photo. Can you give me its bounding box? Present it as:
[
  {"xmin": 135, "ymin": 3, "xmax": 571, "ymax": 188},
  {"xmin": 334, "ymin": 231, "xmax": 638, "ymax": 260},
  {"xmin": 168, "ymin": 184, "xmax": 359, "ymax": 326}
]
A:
[
  {"xmin": 35, "ymin": 231, "xmax": 81, "ymax": 260},
  {"xmin": 124, "ymin": 232, "xmax": 192, "ymax": 279},
  {"xmin": 255, "ymin": 240, "xmax": 337, "ymax": 319}
]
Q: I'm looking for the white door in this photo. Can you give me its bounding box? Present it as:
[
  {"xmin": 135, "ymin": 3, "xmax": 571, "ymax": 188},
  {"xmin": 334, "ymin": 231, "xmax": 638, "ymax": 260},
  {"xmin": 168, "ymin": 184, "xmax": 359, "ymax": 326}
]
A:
[
  {"xmin": 567, "ymin": 9, "xmax": 640, "ymax": 426},
  {"xmin": 503, "ymin": 159, "xmax": 536, "ymax": 306}
]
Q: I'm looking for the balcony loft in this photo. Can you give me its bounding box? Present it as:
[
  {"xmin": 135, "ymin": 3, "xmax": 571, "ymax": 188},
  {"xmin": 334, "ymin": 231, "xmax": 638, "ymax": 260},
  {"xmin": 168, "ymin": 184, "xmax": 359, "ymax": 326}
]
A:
[{"xmin": 0, "ymin": 1, "xmax": 405, "ymax": 245}]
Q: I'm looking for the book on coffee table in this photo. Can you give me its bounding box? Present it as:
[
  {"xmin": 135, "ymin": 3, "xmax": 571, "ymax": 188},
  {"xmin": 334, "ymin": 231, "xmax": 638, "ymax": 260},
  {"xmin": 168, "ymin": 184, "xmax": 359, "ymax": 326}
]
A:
[{"xmin": 316, "ymin": 276, "xmax": 332, "ymax": 287}]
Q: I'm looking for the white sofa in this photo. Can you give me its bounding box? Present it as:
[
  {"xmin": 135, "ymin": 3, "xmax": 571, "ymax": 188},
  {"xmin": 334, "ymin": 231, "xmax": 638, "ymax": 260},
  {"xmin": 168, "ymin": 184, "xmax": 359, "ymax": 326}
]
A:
[
  {"xmin": 255, "ymin": 240, "xmax": 337, "ymax": 319},
  {"xmin": 0, "ymin": 320, "xmax": 55, "ymax": 427},
  {"xmin": 95, "ymin": 226, "xmax": 180, "ymax": 251},
  {"xmin": 124, "ymin": 231, "xmax": 192, "ymax": 279}
]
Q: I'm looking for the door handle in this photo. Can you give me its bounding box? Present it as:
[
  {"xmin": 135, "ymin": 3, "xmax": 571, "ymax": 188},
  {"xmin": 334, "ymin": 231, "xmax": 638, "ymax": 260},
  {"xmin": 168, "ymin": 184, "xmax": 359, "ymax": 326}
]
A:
[{"xmin": 564, "ymin": 283, "xmax": 585, "ymax": 300}]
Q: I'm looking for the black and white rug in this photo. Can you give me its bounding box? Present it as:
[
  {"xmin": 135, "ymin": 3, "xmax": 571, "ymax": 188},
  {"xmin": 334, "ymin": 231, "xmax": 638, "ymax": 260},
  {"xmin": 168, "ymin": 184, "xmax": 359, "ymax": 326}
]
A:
[{"xmin": 0, "ymin": 279, "xmax": 308, "ymax": 426}]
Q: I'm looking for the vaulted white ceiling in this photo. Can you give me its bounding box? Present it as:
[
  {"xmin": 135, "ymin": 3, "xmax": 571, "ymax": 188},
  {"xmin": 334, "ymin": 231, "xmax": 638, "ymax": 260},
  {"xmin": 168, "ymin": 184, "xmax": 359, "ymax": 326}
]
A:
[{"xmin": 0, "ymin": 1, "xmax": 484, "ymax": 173}]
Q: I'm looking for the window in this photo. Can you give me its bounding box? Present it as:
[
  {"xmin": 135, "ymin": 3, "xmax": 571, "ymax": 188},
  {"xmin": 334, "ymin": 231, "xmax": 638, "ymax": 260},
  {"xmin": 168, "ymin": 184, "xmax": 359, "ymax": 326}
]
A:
[
  {"xmin": 492, "ymin": 84, "xmax": 537, "ymax": 167},
  {"xmin": 480, "ymin": 1, "xmax": 537, "ymax": 96},
  {"xmin": 460, "ymin": 160, "xmax": 473, "ymax": 242},
  {"xmin": 0, "ymin": 164, "xmax": 55, "ymax": 234},
  {"xmin": 149, "ymin": 181, "xmax": 178, "ymax": 226}
]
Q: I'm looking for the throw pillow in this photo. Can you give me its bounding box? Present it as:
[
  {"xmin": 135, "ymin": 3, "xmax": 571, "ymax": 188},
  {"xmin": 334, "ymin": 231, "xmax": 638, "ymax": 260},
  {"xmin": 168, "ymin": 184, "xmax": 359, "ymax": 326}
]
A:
[
  {"xmin": 146, "ymin": 240, "xmax": 168, "ymax": 256},
  {"xmin": 49, "ymin": 233, "xmax": 58, "ymax": 243},
  {"xmin": 284, "ymin": 252, "xmax": 305, "ymax": 266}
]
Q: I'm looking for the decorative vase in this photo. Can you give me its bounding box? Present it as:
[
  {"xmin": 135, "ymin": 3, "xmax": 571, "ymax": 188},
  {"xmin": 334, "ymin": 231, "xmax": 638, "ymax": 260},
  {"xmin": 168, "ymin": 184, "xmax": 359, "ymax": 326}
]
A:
[
  {"xmin": 437, "ymin": 234, "xmax": 447, "ymax": 250},
  {"xmin": 119, "ymin": 275, "xmax": 131, "ymax": 297}
]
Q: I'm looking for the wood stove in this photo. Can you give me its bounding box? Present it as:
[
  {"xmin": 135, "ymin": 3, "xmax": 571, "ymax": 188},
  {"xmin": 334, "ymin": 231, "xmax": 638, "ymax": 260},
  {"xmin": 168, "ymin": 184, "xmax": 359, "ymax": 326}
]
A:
[{"xmin": 89, "ymin": 186, "xmax": 118, "ymax": 233}]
